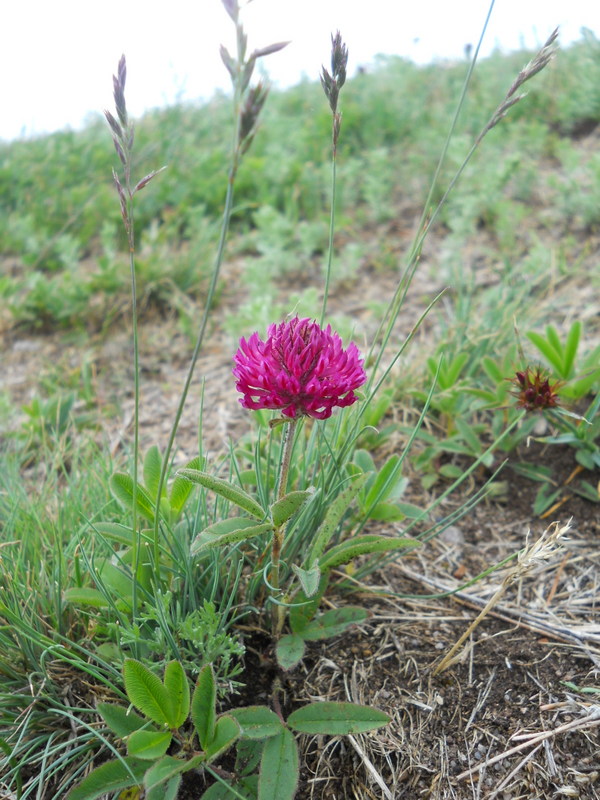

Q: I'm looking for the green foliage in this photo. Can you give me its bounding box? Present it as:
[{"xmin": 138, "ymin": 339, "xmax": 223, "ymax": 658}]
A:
[
  {"xmin": 272, "ymin": 576, "xmax": 371, "ymax": 671},
  {"xmin": 67, "ymin": 661, "xmax": 237, "ymax": 799},
  {"xmin": 287, "ymin": 702, "xmax": 391, "ymax": 735},
  {"xmin": 21, "ymin": 391, "xmax": 78, "ymax": 439},
  {"xmin": 544, "ymin": 395, "xmax": 600, "ymax": 471},
  {"xmin": 123, "ymin": 658, "xmax": 177, "ymax": 727},
  {"xmin": 275, "ymin": 634, "xmax": 306, "ymax": 670},
  {"xmin": 271, "ymin": 489, "xmax": 314, "ymax": 527},
  {"xmin": 5, "ymin": 34, "xmax": 599, "ymax": 331},
  {"xmin": 67, "ymin": 659, "xmax": 388, "ymax": 800},
  {"xmin": 0, "ymin": 443, "xmax": 129, "ymax": 796},
  {"xmin": 136, "ymin": 598, "xmax": 245, "ymax": 685},
  {"xmin": 258, "ymin": 728, "xmax": 299, "ymax": 800},
  {"xmin": 178, "ymin": 468, "xmax": 267, "ymax": 520},
  {"xmin": 180, "ymin": 426, "xmax": 422, "ymax": 656},
  {"xmin": 318, "ymin": 535, "xmax": 417, "ymax": 570},
  {"xmin": 191, "ymin": 518, "xmax": 275, "ymax": 555},
  {"xmin": 192, "ymin": 664, "xmax": 217, "ymax": 750},
  {"xmin": 304, "ymin": 472, "xmax": 370, "ymax": 565},
  {"xmin": 4, "ymin": 17, "xmax": 598, "ymax": 799},
  {"xmin": 228, "ymin": 706, "xmax": 284, "ymax": 739},
  {"xmin": 14, "ymin": 360, "xmax": 100, "ymax": 466},
  {"xmin": 526, "ymin": 322, "xmax": 600, "ymax": 399},
  {"xmin": 110, "ymin": 448, "xmax": 205, "ymax": 526},
  {"xmin": 59, "ymin": 446, "xmax": 246, "ymax": 688},
  {"xmin": 487, "ymin": 323, "xmax": 600, "ymax": 509},
  {"xmin": 349, "ymin": 449, "xmax": 424, "ymax": 524},
  {"xmin": 67, "ymin": 757, "xmax": 148, "ymax": 800},
  {"xmin": 290, "ymin": 606, "xmax": 369, "ymax": 641}
]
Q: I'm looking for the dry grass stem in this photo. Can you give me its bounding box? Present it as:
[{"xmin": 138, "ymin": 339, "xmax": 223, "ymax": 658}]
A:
[
  {"xmin": 433, "ymin": 520, "xmax": 571, "ymax": 674},
  {"xmin": 455, "ymin": 707, "xmax": 600, "ymax": 782},
  {"xmin": 485, "ymin": 744, "xmax": 543, "ymax": 799},
  {"xmin": 346, "ymin": 734, "xmax": 394, "ymax": 800}
]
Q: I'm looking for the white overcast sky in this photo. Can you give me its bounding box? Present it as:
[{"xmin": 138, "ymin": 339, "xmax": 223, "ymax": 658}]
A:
[{"xmin": 2, "ymin": 0, "xmax": 599, "ymax": 141}]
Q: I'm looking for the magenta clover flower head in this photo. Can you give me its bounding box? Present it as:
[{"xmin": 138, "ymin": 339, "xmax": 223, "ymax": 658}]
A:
[{"xmin": 233, "ymin": 316, "xmax": 367, "ymax": 420}]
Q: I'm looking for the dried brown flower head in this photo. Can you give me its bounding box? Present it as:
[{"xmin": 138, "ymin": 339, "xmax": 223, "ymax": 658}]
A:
[{"xmin": 511, "ymin": 366, "xmax": 562, "ymax": 411}]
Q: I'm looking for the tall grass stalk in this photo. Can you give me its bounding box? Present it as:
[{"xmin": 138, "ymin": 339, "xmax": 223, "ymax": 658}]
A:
[
  {"xmin": 149, "ymin": 105, "xmax": 241, "ymax": 572},
  {"xmin": 149, "ymin": 3, "xmax": 287, "ymax": 576},
  {"xmin": 367, "ymin": 6, "xmax": 557, "ymax": 389},
  {"xmin": 320, "ymin": 31, "xmax": 348, "ymax": 325},
  {"xmin": 105, "ymin": 55, "xmax": 162, "ymax": 631},
  {"xmin": 366, "ymin": 1, "xmax": 496, "ymax": 380},
  {"xmin": 0, "ymin": 8, "xmax": 579, "ymax": 797},
  {"xmin": 320, "ymin": 147, "xmax": 337, "ymax": 327}
]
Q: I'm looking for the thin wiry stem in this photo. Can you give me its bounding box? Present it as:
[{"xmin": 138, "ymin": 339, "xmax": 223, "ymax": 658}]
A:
[
  {"xmin": 126, "ymin": 198, "xmax": 140, "ymax": 628},
  {"xmin": 150, "ymin": 9, "xmax": 286, "ymax": 574},
  {"xmin": 320, "ymin": 32, "xmax": 348, "ymax": 326},
  {"xmin": 106, "ymin": 55, "xmax": 144, "ymax": 636},
  {"xmin": 320, "ymin": 155, "xmax": 337, "ymax": 327},
  {"xmin": 367, "ymin": 16, "xmax": 558, "ymax": 392},
  {"xmin": 366, "ymin": 0, "xmax": 497, "ymax": 383},
  {"xmin": 434, "ymin": 519, "xmax": 570, "ymax": 674},
  {"xmin": 151, "ymin": 112, "xmax": 242, "ymax": 571}
]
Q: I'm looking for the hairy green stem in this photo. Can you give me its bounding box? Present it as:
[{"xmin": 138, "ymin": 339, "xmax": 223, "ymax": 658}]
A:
[{"xmin": 270, "ymin": 417, "xmax": 298, "ymax": 634}]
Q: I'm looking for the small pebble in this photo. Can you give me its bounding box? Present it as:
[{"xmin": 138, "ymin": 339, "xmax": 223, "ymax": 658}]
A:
[{"xmin": 439, "ymin": 525, "xmax": 464, "ymax": 545}]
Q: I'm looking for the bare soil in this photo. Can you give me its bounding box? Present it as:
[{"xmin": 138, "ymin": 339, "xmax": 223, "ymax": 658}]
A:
[{"xmin": 2, "ymin": 206, "xmax": 600, "ymax": 799}]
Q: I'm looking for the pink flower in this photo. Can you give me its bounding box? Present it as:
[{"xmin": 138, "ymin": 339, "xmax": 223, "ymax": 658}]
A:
[{"xmin": 233, "ymin": 317, "xmax": 367, "ymax": 420}]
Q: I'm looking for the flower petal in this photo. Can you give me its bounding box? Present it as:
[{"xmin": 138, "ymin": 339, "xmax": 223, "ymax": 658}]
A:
[{"xmin": 233, "ymin": 317, "xmax": 366, "ymax": 419}]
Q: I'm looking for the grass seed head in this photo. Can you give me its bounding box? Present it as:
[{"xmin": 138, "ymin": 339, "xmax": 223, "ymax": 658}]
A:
[
  {"xmin": 511, "ymin": 519, "xmax": 571, "ymax": 581},
  {"xmin": 478, "ymin": 28, "xmax": 559, "ymax": 141},
  {"xmin": 222, "ymin": 0, "xmax": 238, "ymax": 23},
  {"xmin": 321, "ymin": 30, "xmax": 349, "ymax": 114},
  {"xmin": 330, "ymin": 31, "xmax": 348, "ymax": 90},
  {"xmin": 239, "ymin": 81, "xmax": 269, "ymax": 153},
  {"xmin": 112, "ymin": 54, "xmax": 128, "ymax": 128}
]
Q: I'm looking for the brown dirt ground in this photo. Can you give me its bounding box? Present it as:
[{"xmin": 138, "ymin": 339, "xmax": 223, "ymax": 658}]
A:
[{"xmin": 2, "ymin": 212, "xmax": 600, "ymax": 799}]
